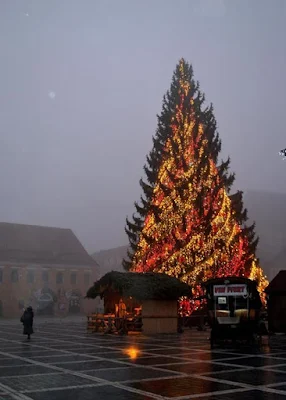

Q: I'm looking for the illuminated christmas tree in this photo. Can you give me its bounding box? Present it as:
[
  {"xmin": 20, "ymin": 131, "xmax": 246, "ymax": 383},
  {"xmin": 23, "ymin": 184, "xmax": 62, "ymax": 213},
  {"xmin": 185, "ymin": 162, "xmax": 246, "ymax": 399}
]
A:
[{"xmin": 124, "ymin": 59, "xmax": 262, "ymax": 289}]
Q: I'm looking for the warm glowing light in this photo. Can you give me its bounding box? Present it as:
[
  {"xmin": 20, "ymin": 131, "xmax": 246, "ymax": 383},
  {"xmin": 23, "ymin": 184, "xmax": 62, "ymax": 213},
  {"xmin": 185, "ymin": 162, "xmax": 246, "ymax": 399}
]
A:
[
  {"xmin": 124, "ymin": 347, "xmax": 140, "ymax": 360},
  {"xmin": 131, "ymin": 80, "xmax": 250, "ymax": 285},
  {"xmin": 125, "ymin": 59, "xmax": 266, "ymax": 305},
  {"xmin": 249, "ymin": 260, "xmax": 269, "ymax": 304}
]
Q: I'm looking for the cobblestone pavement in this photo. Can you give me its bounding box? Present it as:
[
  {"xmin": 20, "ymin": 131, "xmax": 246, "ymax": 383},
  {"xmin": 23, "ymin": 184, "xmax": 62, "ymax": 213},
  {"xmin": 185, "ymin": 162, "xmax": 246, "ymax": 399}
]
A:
[{"xmin": 0, "ymin": 320, "xmax": 286, "ymax": 399}]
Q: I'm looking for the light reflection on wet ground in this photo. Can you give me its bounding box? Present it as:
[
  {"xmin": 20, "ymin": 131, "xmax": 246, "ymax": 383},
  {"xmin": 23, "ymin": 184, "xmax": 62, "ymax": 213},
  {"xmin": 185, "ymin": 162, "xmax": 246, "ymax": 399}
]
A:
[{"xmin": 0, "ymin": 320, "xmax": 285, "ymax": 399}]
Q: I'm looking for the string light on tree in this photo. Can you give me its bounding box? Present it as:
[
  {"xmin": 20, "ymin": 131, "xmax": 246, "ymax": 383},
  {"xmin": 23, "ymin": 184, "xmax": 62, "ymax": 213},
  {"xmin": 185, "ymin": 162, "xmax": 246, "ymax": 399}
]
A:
[{"xmin": 123, "ymin": 59, "xmax": 267, "ymax": 303}]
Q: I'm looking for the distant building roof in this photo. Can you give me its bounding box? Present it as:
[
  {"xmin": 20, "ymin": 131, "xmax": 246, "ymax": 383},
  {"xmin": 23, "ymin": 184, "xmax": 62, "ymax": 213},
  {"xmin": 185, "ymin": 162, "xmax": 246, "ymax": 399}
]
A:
[
  {"xmin": 92, "ymin": 245, "xmax": 127, "ymax": 277},
  {"xmin": 265, "ymin": 270, "xmax": 286, "ymax": 294},
  {"xmin": 0, "ymin": 222, "xmax": 97, "ymax": 267}
]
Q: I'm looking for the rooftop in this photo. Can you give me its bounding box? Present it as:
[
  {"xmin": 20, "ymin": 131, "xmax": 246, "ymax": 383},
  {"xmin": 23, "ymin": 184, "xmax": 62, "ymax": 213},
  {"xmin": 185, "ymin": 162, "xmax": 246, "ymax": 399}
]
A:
[
  {"xmin": 86, "ymin": 271, "xmax": 192, "ymax": 301},
  {"xmin": 265, "ymin": 270, "xmax": 286, "ymax": 294},
  {"xmin": 0, "ymin": 222, "xmax": 97, "ymax": 267}
]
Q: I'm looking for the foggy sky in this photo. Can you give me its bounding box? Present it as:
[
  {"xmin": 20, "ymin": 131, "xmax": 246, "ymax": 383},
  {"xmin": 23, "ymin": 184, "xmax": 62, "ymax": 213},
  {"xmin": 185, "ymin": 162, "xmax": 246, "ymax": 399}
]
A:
[{"xmin": 1, "ymin": 0, "xmax": 286, "ymax": 253}]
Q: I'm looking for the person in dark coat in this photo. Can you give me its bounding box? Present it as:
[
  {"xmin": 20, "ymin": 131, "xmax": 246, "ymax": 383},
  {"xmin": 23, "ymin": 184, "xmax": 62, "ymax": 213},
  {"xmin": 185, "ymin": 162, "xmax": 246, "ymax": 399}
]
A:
[{"xmin": 20, "ymin": 306, "xmax": 34, "ymax": 340}]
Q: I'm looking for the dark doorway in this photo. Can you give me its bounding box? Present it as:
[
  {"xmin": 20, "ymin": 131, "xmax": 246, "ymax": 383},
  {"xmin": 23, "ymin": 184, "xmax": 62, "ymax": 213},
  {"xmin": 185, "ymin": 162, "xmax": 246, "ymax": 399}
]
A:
[{"xmin": 68, "ymin": 292, "xmax": 81, "ymax": 314}]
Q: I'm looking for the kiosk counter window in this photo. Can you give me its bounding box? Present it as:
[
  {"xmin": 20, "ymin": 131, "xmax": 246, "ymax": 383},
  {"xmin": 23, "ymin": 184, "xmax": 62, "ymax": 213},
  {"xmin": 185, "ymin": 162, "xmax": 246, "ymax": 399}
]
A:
[{"xmin": 214, "ymin": 284, "xmax": 249, "ymax": 319}]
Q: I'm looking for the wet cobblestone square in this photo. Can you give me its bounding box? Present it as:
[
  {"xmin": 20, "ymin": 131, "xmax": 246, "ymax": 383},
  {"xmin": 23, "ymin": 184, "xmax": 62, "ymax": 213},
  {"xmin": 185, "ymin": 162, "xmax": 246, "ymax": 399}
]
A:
[{"xmin": 0, "ymin": 319, "xmax": 286, "ymax": 399}]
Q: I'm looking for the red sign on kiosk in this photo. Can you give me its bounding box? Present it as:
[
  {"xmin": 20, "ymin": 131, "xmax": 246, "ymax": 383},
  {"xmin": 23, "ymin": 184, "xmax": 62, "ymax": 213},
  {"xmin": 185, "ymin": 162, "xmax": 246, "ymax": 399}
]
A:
[{"xmin": 213, "ymin": 284, "xmax": 247, "ymax": 296}]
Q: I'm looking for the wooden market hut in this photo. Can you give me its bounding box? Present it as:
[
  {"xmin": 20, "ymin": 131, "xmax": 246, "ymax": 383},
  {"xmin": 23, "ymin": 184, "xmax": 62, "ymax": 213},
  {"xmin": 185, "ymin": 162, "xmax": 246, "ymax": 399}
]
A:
[
  {"xmin": 86, "ymin": 271, "xmax": 192, "ymax": 334},
  {"xmin": 265, "ymin": 270, "xmax": 286, "ymax": 333}
]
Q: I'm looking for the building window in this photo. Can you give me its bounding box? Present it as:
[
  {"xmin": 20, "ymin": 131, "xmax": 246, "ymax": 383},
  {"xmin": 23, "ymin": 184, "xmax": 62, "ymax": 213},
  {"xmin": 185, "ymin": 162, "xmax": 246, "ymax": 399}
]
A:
[
  {"xmin": 0, "ymin": 269, "xmax": 2, "ymax": 283},
  {"xmin": 42, "ymin": 271, "xmax": 49, "ymax": 283},
  {"xmin": 27, "ymin": 270, "xmax": 35, "ymax": 284},
  {"xmin": 84, "ymin": 273, "xmax": 90, "ymax": 286},
  {"xmin": 56, "ymin": 272, "xmax": 63, "ymax": 284},
  {"xmin": 11, "ymin": 269, "xmax": 18, "ymax": 283},
  {"xmin": 70, "ymin": 272, "xmax": 77, "ymax": 285}
]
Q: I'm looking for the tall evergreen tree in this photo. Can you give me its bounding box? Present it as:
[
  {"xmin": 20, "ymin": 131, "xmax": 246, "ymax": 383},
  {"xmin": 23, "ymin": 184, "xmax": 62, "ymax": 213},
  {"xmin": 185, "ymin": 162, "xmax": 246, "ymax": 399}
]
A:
[{"xmin": 124, "ymin": 59, "xmax": 263, "ymax": 289}]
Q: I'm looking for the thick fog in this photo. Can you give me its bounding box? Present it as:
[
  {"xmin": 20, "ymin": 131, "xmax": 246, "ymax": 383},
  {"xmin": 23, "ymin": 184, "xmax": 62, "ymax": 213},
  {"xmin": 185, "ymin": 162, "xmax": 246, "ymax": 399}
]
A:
[{"xmin": 1, "ymin": 0, "xmax": 285, "ymax": 252}]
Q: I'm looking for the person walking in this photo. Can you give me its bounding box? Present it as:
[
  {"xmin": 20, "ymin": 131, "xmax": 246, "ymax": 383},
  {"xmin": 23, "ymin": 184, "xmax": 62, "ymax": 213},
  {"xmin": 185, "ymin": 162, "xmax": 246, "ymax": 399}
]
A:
[{"xmin": 20, "ymin": 306, "xmax": 34, "ymax": 340}]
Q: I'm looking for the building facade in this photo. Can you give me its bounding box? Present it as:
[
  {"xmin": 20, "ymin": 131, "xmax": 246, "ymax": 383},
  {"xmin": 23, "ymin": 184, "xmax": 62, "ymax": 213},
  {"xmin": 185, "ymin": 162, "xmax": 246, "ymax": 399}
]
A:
[{"xmin": 0, "ymin": 222, "xmax": 98, "ymax": 318}]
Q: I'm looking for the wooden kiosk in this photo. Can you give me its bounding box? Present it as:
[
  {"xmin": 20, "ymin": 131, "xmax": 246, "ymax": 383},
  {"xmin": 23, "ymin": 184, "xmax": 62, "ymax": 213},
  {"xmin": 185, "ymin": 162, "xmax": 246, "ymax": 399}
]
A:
[{"xmin": 86, "ymin": 271, "xmax": 192, "ymax": 335}]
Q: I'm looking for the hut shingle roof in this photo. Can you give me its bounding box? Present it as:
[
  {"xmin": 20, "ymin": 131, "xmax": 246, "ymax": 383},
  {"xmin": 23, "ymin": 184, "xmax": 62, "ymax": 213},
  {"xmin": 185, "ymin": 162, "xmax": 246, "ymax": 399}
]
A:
[{"xmin": 86, "ymin": 271, "xmax": 192, "ymax": 301}]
